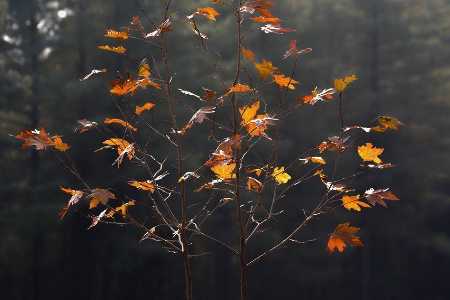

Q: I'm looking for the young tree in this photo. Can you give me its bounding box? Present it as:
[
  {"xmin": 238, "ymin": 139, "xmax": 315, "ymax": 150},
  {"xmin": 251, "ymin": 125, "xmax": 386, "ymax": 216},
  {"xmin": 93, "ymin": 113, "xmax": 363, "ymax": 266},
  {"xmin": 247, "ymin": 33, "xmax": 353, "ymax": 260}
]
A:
[{"xmin": 13, "ymin": 1, "xmax": 402, "ymax": 299}]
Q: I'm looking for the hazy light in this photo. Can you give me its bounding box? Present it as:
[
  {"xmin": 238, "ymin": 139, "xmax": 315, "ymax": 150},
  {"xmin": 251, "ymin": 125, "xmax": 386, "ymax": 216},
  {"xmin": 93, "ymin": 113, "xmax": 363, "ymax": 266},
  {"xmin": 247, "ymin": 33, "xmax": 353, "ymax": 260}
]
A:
[{"xmin": 57, "ymin": 10, "xmax": 67, "ymax": 18}]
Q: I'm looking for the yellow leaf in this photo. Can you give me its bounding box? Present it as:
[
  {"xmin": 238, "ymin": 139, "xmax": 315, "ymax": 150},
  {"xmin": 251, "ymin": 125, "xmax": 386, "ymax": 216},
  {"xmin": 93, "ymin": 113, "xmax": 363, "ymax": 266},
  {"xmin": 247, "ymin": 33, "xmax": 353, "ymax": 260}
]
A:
[
  {"xmin": 272, "ymin": 166, "xmax": 291, "ymax": 184},
  {"xmin": 334, "ymin": 75, "xmax": 357, "ymax": 92},
  {"xmin": 98, "ymin": 45, "xmax": 126, "ymax": 54},
  {"xmin": 254, "ymin": 59, "xmax": 277, "ymax": 79},
  {"xmin": 211, "ymin": 163, "xmax": 236, "ymax": 179},
  {"xmin": 240, "ymin": 101, "xmax": 260, "ymax": 125},
  {"xmin": 273, "ymin": 74, "xmax": 299, "ymax": 90},
  {"xmin": 104, "ymin": 29, "xmax": 129, "ymax": 40},
  {"xmin": 358, "ymin": 143, "xmax": 384, "ymax": 164},
  {"xmin": 138, "ymin": 59, "xmax": 150, "ymax": 77},
  {"xmin": 342, "ymin": 195, "xmax": 371, "ymax": 211}
]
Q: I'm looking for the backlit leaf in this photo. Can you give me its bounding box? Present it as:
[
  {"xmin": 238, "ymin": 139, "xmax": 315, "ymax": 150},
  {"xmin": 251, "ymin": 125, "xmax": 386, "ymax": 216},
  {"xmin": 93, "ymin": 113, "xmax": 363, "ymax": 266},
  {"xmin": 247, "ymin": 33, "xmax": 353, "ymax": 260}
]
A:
[
  {"xmin": 230, "ymin": 84, "xmax": 251, "ymax": 92},
  {"xmin": 88, "ymin": 188, "xmax": 116, "ymax": 209},
  {"xmin": 377, "ymin": 116, "xmax": 405, "ymax": 130},
  {"xmin": 98, "ymin": 45, "xmax": 126, "ymax": 54},
  {"xmin": 80, "ymin": 69, "xmax": 106, "ymax": 81},
  {"xmin": 211, "ymin": 163, "xmax": 236, "ymax": 180},
  {"xmin": 104, "ymin": 118, "xmax": 137, "ymax": 132},
  {"xmin": 328, "ymin": 222, "xmax": 363, "ymax": 254},
  {"xmin": 364, "ymin": 188, "xmax": 399, "ymax": 207},
  {"xmin": 242, "ymin": 47, "xmax": 255, "ymax": 62},
  {"xmin": 358, "ymin": 143, "xmax": 384, "ymax": 164},
  {"xmin": 273, "ymin": 74, "xmax": 299, "ymax": 90},
  {"xmin": 128, "ymin": 180, "xmax": 155, "ymax": 193},
  {"xmin": 104, "ymin": 29, "xmax": 129, "ymax": 40},
  {"xmin": 135, "ymin": 102, "xmax": 155, "ymax": 115},
  {"xmin": 247, "ymin": 177, "xmax": 262, "ymax": 191},
  {"xmin": 342, "ymin": 195, "xmax": 371, "ymax": 211},
  {"xmin": 334, "ymin": 75, "xmax": 358, "ymax": 92},
  {"xmin": 75, "ymin": 119, "xmax": 98, "ymax": 133},
  {"xmin": 272, "ymin": 166, "xmax": 291, "ymax": 184},
  {"xmin": 254, "ymin": 59, "xmax": 277, "ymax": 79}
]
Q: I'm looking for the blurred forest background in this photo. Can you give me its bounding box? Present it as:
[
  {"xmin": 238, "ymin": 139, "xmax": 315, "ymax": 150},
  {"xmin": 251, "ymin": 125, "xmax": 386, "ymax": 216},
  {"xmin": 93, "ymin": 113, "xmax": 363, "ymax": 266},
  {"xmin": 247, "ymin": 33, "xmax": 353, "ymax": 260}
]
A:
[{"xmin": 1, "ymin": 0, "xmax": 450, "ymax": 299}]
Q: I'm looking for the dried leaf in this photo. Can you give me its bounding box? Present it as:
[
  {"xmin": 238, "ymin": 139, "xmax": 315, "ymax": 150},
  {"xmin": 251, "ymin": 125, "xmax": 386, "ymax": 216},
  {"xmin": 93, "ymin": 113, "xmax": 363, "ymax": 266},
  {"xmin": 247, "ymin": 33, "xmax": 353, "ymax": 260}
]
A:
[
  {"xmin": 342, "ymin": 195, "xmax": 371, "ymax": 211},
  {"xmin": 88, "ymin": 189, "xmax": 116, "ymax": 209},
  {"xmin": 98, "ymin": 45, "xmax": 126, "ymax": 54},
  {"xmin": 135, "ymin": 102, "xmax": 155, "ymax": 115},
  {"xmin": 328, "ymin": 222, "xmax": 363, "ymax": 254},
  {"xmin": 364, "ymin": 188, "xmax": 399, "ymax": 207},
  {"xmin": 358, "ymin": 143, "xmax": 384, "ymax": 164},
  {"xmin": 272, "ymin": 166, "xmax": 291, "ymax": 184}
]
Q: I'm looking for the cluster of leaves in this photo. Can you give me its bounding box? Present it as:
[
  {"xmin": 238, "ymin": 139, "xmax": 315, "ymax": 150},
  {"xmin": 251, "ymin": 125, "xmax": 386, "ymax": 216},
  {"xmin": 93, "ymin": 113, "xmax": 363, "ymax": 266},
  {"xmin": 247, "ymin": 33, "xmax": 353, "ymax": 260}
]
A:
[{"xmin": 13, "ymin": 1, "xmax": 402, "ymax": 299}]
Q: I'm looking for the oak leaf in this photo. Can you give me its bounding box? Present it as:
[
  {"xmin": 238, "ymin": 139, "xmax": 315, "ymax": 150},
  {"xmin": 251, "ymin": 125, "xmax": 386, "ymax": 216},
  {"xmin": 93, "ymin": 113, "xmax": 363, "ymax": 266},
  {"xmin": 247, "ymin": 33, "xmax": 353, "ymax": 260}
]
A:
[
  {"xmin": 328, "ymin": 222, "xmax": 363, "ymax": 254},
  {"xmin": 358, "ymin": 143, "xmax": 384, "ymax": 164},
  {"xmin": 180, "ymin": 106, "xmax": 215, "ymax": 134}
]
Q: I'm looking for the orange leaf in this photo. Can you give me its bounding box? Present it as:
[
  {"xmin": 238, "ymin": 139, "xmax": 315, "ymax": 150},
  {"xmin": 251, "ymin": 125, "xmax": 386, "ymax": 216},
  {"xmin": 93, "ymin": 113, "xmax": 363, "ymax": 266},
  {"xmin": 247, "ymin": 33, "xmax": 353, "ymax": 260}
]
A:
[
  {"xmin": 247, "ymin": 177, "xmax": 262, "ymax": 191},
  {"xmin": 101, "ymin": 138, "xmax": 135, "ymax": 160},
  {"xmin": 203, "ymin": 88, "xmax": 216, "ymax": 101},
  {"xmin": 53, "ymin": 136, "xmax": 70, "ymax": 151},
  {"xmin": 104, "ymin": 118, "xmax": 137, "ymax": 132},
  {"xmin": 104, "ymin": 29, "xmax": 129, "ymax": 40},
  {"xmin": 254, "ymin": 59, "xmax": 277, "ymax": 79},
  {"xmin": 342, "ymin": 195, "xmax": 371, "ymax": 211},
  {"xmin": 377, "ymin": 116, "xmax": 405, "ymax": 130},
  {"xmin": 242, "ymin": 47, "xmax": 255, "ymax": 62},
  {"xmin": 14, "ymin": 128, "xmax": 54, "ymax": 150},
  {"xmin": 135, "ymin": 102, "xmax": 155, "ymax": 115},
  {"xmin": 107, "ymin": 200, "xmax": 135, "ymax": 218},
  {"xmin": 88, "ymin": 188, "xmax": 116, "ymax": 209},
  {"xmin": 59, "ymin": 187, "xmax": 84, "ymax": 219},
  {"xmin": 196, "ymin": 7, "xmax": 220, "ymax": 21},
  {"xmin": 273, "ymin": 74, "xmax": 299, "ymax": 90},
  {"xmin": 230, "ymin": 84, "xmax": 251, "ymax": 92},
  {"xmin": 128, "ymin": 180, "xmax": 155, "ymax": 193},
  {"xmin": 358, "ymin": 143, "xmax": 384, "ymax": 164},
  {"xmin": 328, "ymin": 222, "xmax": 363, "ymax": 254},
  {"xmin": 211, "ymin": 163, "xmax": 236, "ymax": 180},
  {"xmin": 98, "ymin": 45, "xmax": 126, "ymax": 54},
  {"xmin": 251, "ymin": 16, "xmax": 280, "ymax": 24}
]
